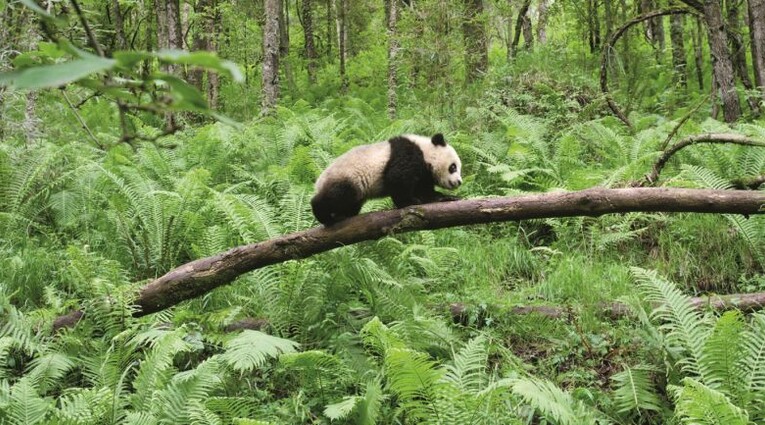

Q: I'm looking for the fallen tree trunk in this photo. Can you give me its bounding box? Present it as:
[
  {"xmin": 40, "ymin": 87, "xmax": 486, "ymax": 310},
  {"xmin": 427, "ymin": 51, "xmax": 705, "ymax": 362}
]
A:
[
  {"xmin": 53, "ymin": 188, "xmax": 765, "ymax": 329},
  {"xmin": 450, "ymin": 290, "xmax": 765, "ymax": 323}
]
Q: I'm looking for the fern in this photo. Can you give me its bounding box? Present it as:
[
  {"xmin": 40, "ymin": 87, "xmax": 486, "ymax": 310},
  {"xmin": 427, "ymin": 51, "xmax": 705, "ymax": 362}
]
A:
[
  {"xmin": 220, "ymin": 330, "xmax": 298, "ymax": 373},
  {"xmin": 443, "ymin": 335, "xmax": 488, "ymax": 393},
  {"xmin": 509, "ymin": 376, "xmax": 600, "ymax": 425},
  {"xmin": 632, "ymin": 267, "xmax": 711, "ymax": 380},
  {"xmin": 7, "ymin": 377, "xmax": 52, "ymax": 425},
  {"xmin": 672, "ymin": 378, "xmax": 749, "ymax": 425},
  {"xmin": 384, "ymin": 348, "xmax": 449, "ymax": 423},
  {"xmin": 701, "ymin": 311, "xmax": 747, "ymax": 402},
  {"xmin": 611, "ymin": 365, "xmax": 664, "ymax": 415}
]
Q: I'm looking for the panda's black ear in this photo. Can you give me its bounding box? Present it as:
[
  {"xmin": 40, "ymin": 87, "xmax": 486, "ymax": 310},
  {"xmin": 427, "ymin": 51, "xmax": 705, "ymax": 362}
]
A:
[{"xmin": 431, "ymin": 133, "xmax": 446, "ymax": 146}]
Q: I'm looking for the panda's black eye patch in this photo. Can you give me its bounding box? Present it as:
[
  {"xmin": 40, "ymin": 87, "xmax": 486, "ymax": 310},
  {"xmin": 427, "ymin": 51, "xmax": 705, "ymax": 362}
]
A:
[{"xmin": 449, "ymin": 163, "xmax": 457, "ymax": 174}]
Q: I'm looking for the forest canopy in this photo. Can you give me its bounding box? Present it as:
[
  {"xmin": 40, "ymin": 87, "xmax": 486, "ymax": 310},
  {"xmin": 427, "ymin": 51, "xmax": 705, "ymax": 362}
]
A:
[{"xmin": 1, "ymin": 0, "xmax": 765, "ymax": 424}]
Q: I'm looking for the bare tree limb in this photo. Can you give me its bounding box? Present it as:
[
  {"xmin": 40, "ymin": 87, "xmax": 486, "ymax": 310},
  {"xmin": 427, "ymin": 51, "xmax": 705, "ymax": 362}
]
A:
[
  {"xmin": 600, "ymin": 8, "xmax": 695, "ymax": 129},
  {"xmin": 645, "ymin": 133, "xmax": 765, "ymax": 184},
  {"xmin": 658, "ymin": 95, "xmax": 710, "ymax": 151},
  {"xmin": 450, "ymin": 290, "xmax": 765, "ymax": 322},
  {"xmin": 50, "ymin": 188, "xmax": 765, "ymax": 330}
]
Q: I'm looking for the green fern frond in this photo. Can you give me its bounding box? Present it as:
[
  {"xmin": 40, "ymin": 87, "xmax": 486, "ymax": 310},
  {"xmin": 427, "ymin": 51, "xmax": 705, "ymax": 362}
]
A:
[
  {"xmin": 672, "ymin": 377, "xmax": 748, "ymax": 425},
  {"xmin": 384, "ymin": 348, "xmax": 448, "ymax": 423},
  {"xmin": 724, "ymin": 214, "xmax": 765, "ymax": 266},
  {"xmin": 680, "ymin": 165, "xmax": 734, "ymax": 190},
  {"xmin": 740, "ymin": 313, "xmax": 765, "ymax": 417},
  {"xmin": 155, "ymin": 358, "xmax": 223, "ymax": 423},
  {"xmin": 631, "ymin": 267, "xmax": 711, "ymax": 380},
  {"xmin": 357, "ymin": 378, "xmax": 383, "ymax": 425},
  {"xmin": 53, "ymin": 386, "xmax": 112, "ymax": 425},
  {"xmin": 611, "ymin": 365, "xmax": 664, "ymax": 415},
  {"xmin": 25, "ymin": 352, "xmax": 75, "ymax": 394},
  {"xmin": 324, "ymin": 396, "xmax": 361, "ymax": 421},
  {"xmin": 443, "ymin": 335, "xmax": 488, "ymax": 393},
  {"xmin": 701, "ymin": 311, "xmax": 747, "ymax": 401},
  {"xmin": 510, "ymin": 376, "xmax": 599, "ymax": 425},
  {"xmin": 220, "ymin": 330, "xmax": 299, "ymax": 373},
  {"xmin": 7, "ymin": 377, "xmax": 52, "ymax": 425}
]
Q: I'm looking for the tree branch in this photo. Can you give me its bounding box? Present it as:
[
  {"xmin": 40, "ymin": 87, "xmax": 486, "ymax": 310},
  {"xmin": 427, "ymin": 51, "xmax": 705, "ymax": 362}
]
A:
[
  {"xmin": 645, "ymin": 133, "xmax": 765, "ymax": 184},
  {"xmin": 600, "ymin": 8, "xmax": 695, "ymax": 129},
  {"xmin": 50, "ymin": 188, "xmax": 765, "ymax": 330}
]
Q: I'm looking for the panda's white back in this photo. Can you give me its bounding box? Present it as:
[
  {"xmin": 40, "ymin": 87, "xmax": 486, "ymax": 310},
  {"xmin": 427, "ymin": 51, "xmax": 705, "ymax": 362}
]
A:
[{"xmin": 315, "ymin": 141, "xmax": 391, "ymax": 198}]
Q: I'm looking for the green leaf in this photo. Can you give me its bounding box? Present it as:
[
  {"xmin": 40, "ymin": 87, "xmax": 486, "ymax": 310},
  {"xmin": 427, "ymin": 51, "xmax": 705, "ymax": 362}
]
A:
[
  {"xmin": 220, "ymin": 330, "xmax": 299, "ymax": 373},
  {"xmin": 156, "ymin": 49, "xmax": 244, "ymax": 82},
  {"xmin": 20, "ymin": 0, "xmax": 55, "ymax": 19},
  {"xmin": 0, "ymin": 57, "xmax": 116, "ymax": 90},
  {"xmin": 324, "ymin": 396, "xmax": 360, "ymax": 421},
  {"xmin": 154, "ymin": 73, "xmax": 209, "ymax": 110}
]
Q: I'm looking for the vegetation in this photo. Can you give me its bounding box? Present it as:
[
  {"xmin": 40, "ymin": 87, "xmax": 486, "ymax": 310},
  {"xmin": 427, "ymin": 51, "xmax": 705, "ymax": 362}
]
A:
[{"xmin": 1, "ymin": 0, "xmax": 765, "ymax": 423}]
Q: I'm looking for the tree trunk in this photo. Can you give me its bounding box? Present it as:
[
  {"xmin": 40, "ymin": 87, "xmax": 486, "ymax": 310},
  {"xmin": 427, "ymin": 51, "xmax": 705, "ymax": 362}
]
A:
[
  {"xmin": 693, "ymin": 15, "xmax": 705, "ymax": 90},
  {"xmin": 52, "ymin": 188, "xmax": 765, "ymax": 320},
  {"xmin": 302, "ymin": 0, "xmax": 318, "ymax": 84},
  {"xmin": 670, "ymin": 13, "xmax": 688, "ymax": 88},
  {"xmin": 326, "ymin": 0, "xmax": 333, "ymax": 57},
  {"xmin": 703, "ymin": 0, "xmax": 742, "ymax": 122},
  {"xmin": 189, "ymin": 0, "xmax": 213, "ymax": 91},
  {"xmin": 207, "ymin": 0, "xmax": 221, "ymax": 109},
  {"xmin": 338, "ymin": 0, "xmax": 348, "ymax": 93},
  {"xmin": 748, "ymin": 0, "xmax": 765, "ymax": 103},
  {"xmin": 727, "ymin": 0, "xmax": 760, "ymax": 114},
  {"xmin": 537, "ymin": 0, "xmax": 549, "ymax": 44},
  {"xmin": 111, "ymin": 0, "xmax": 127, "ymax": 50},
  {"xmin": 603, "ymin": 0, "xmax": 614, "ymax": 39},
  {"xmin": 262, "ymin": 0, "xmax": 281, "ymax": 114},
  {"xmin": 463, "ymin": 0, "xmax": 489, "ymax": 82},
  {"xmin": 589, "ymin": 0, "xmax": 601, "ymax": 54},
  {"xmin": 521, "ymin": 10, "xmax": 533, "ymax": 50},
  {"xmin": 154, "ymin": 0, "xmax": 169, "ymax": 51},
  {"xmin": 387, "ymin": 0, "xmax": 399, "ymax": 119},
  {"xmin": 278, "ymin": 0, "xmax": 297, "ymax": 97},
  {"xmin": 511, "ymin": 0, "xmax": 531, "ymax": 57}
]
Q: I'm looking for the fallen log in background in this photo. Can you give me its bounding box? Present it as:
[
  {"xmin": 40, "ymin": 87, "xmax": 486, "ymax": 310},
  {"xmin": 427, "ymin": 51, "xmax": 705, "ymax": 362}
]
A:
[{"xmin": 53, "ymin": 188, "xmax": 765, "ymax": 329}]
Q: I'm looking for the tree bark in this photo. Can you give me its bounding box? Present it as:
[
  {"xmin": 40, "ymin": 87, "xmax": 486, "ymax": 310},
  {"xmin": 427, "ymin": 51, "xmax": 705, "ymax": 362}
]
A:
[
  {"xmin": 727, "ymin": 0, "xmax": 760, "ymax": 114},
  {"xmin": 748, "ymin": 0, "xmax": 765, "ymax": 102},
  {"xmin": 278, "ymin": 0, "xmax": 297, "ymax": 96},
  {"xmin": 589, "ymin": 0, "xmax": 601, "ymax": 54},
  {"xmin": 693, "ymin": 15, "xmax": 705, "ymax": 90},
  {"xmin": 52, "ymin": 188, "xmax": 765, "ymax": 322},
  {"xmin": 511, "ymin": 0, "xmax": 531, "ymax": 57},
  {"xmin": 536, "ymin": 0, "xmax": 549, "ymax": 44},
  {"xmin": 261, "ymin": 0, "xmax": 281, "ymax": 114},
  {"xmin": 338, "ymin": 0, "xmax": 348, "ymax": 93},
  {"xmin": 463, "ymin": 0, "xmax": 489, "ymax": 82},
  {"xmin": 702, "ymin": 0, "xmax": 742, "ymax": 122},
  {"xmin": 387, "ymin": 0, "xmax": 399, "ymax": 119},
  {"xmin": 640, "ymin": 0, "xmax": 665, "ymax": 51},
  {"xmin": 521, "ymin": 10, "xmax": 533, "ymax": 50},
  {"xmin": 670, "ymin": 14, "xmax": 688, "ymax": 88},
  {"xmin": 111, "ymin": 0, "xmax": 127, "ymax": 50},
  {"xmin": 302, "ymin": 0, "xmax": 318, "ymax": 84}
]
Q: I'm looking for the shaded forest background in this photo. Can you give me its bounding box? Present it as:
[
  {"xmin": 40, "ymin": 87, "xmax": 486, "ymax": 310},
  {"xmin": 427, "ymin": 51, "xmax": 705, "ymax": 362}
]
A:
[{"xmin": 1, "ymin": 0, "xmax": 765, "ymax": 424}]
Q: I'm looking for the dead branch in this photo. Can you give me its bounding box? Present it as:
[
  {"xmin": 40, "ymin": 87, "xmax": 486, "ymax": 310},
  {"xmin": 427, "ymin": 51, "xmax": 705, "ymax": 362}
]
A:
[
  {"xmin": 52, "ymin": 188, "xmax": 765, "ymax": 329},
  {"xmin": 600, "ymin": 8, "xmax": 695, "ymax": 129},
  {"xmin": 449, "ymin": 290, "xmax": 765, "ymax": 323},
  {"xmin": 645, "ymin": 133, "xmax": 765, "ymax": 184}
]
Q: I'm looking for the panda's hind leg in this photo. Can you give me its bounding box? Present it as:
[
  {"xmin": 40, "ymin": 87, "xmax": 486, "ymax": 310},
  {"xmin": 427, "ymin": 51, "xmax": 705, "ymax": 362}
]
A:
[{"xmin": 311, "ymin": 181, "xmax": 363, "ymax": 226}]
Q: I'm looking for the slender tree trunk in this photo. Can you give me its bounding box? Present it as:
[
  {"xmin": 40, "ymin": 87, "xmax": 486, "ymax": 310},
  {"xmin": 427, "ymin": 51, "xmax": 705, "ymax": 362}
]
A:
[
  {"xmin": 387, "ymin": 0, "xmax": 398, "ymax": 119},
  {"xmin": 302, "ymin": 0, "xmax": 317, "ymax": 84},
  {"xmin": 326, "ymin": 0, "xmax": 333, "ymax": 57},
  {"xmin": 279, "ymin": 0, "xmax": 297, "ymax": 97},
  {"xmin": 693, "ymin": 15, "xmax": 705, "ymax": 90},
  {"xmin": 207, "ymin": 0, "xmax": 221, "ymax": 109},
  {"xmin": 589, "ymin": 0, "xmax": 601, "ymax": 54},
  {"xmin": 670, "ymin": 14, "xmax": 688, "ymax": 88},
  {"xmin": 537, "ymin": 0, "xmax": 549, "ymax": 43},
  {"xmin": 189, "ymin": 0, "xmax": 213, "ymax": 91},
  {"xmin": 155, "ymin": 0, "xmax": 169, "ymax": 51},
  {"xmin": 23, "ymin": 14, "xmax": 40, "ymax": 144},
  {"xmin": 748, "ymin": 0, "xmax": 765, "ymax": 102},
  {"xmin": 703, "ymin": 0, "xmax": 742, "ymax": 122},
  {"xmin": 111, "ymin": 0, "xmax": 127, "ymax": 50},
  {"xmin": 511, "ymin": 0, "xmax": 531, "ymax": 57},
  {"xmin": 262, "ymin": 0, "xmax": 281, "ymax": 114},
  {"xmin": 521, "ymin": 10, "xmax": 533, "ymax": 50},
  {"xmin": 463, "ymin": 0, "xmax": 488, "ymax": 82},
  {"xmin": 603, "ymin": 0, "xmax": 614, "ymax": 39},
  {"xmin": 338, "ymin": 0, "xmax": 348, "ymax": 93},
  {"xmin": 727, "ymin": 0, "xmax": 759, "ymax": 114}
]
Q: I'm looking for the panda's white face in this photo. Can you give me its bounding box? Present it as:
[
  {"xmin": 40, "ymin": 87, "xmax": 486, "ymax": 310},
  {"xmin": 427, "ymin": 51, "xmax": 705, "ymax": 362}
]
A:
[{"xmin": 406, "ymin": 134, "xmax": 463, "ymax": 191}]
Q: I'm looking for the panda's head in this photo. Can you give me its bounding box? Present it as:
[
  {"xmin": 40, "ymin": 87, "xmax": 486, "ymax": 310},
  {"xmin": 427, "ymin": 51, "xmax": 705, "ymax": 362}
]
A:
[{"xmin": 407, "ymin": 133, "xmax": 463, "ymax": 190}]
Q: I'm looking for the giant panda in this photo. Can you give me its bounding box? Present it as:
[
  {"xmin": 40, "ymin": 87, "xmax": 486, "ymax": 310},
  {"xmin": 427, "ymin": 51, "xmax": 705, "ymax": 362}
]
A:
[{"xmin": 311, "ymin": 133, "xmax": 463, "ymax": 226}]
